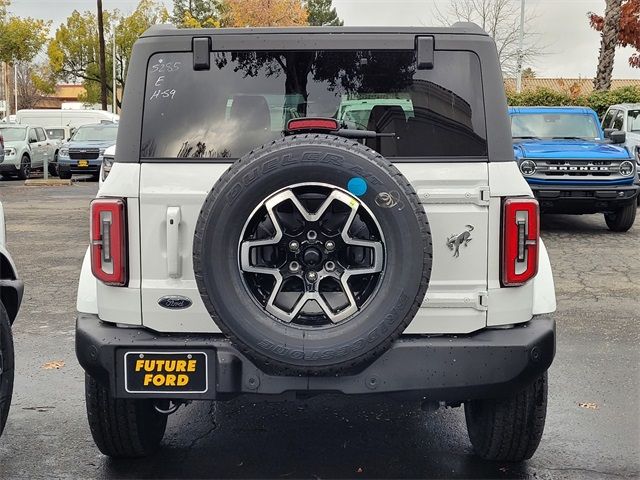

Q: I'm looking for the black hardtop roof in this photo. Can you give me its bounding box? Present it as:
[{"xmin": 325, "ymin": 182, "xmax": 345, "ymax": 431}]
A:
[{"xmin": 141, "ymin": 22, "xmax": 488, "ymax": 39}]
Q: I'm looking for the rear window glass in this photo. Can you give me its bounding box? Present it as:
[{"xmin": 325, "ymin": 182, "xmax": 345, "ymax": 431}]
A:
[
  {"xmin": 141, "ymin": 50, "xmax": 487, "ymax": 159},
  {"xmin": 46, "ymin": 128, "xmax": 65, "ymax": 140}
]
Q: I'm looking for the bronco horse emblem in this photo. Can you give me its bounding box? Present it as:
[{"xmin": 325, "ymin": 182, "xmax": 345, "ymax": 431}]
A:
[{"xmin": 446, "ymin": 225, "xmax": 474, "ymax": 258}]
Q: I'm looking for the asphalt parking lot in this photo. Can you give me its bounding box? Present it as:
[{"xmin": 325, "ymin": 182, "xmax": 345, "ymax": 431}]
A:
[{"xmin": 0, "ymin": 180, "xmax": 638, "ymax": 480}]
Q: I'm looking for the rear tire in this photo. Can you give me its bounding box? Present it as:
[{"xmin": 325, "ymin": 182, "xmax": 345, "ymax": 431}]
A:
[
  {"xmin": 465, "ymin": 372, "xmax": 548, "ymax": 462},
  {"xmin": 604, "ymin": 202, "xmax": 636, "ymax": 232},
  {"xmin": 17, "ymin": 156, "xmax": 30, "ymax": 180},
  {"xmin": 85, "ymin": 374, "xmax": 167, "ymax": 458},
  {"xmin": 58, "ymin": 166, "xmax": 72, "ymax": 180},
  {"xmin": 0, "ymin": 302, "xmax": 15, "ymax": 438}
]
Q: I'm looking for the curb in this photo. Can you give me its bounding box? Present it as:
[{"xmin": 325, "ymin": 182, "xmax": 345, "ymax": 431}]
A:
[{"xmin": 24, "ymin": 179, "xmax": 74, "ymax": 186}]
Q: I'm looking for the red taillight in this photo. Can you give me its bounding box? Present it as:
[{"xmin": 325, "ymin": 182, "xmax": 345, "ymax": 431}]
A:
[
  {"xmin": 90, "ymin": 198, "xmax": 127, "ymax": 286},
  {"xmin": 502, "ymin": 198, "xmax": 539, "ymax": 287},
  {"xmin": 287, "ymin": 117, "xmax": 339, "ymax": 132}
]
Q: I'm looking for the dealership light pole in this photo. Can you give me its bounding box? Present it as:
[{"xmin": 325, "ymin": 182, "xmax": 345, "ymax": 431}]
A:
[
  {"xmin": 515, "ymin": 0, "xmax": 526, "ymax": 93},
  {"xmin": 13, "ymin": 62, "xmax": 17, "ymax": 114},
  {"xmin": 112, "ymin": 25, "xmax": 117, "ymax": 114}
]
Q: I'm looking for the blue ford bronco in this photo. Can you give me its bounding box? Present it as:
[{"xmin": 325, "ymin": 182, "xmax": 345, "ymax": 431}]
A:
[{"xmin": 509, "ymin": 106, "xmax": 638, "ymax": 231}]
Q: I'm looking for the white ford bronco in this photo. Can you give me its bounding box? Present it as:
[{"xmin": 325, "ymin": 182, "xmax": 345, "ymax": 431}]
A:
[{"xmin": 75, "ymin": 23, "xmax": 557, "ymax": 461}]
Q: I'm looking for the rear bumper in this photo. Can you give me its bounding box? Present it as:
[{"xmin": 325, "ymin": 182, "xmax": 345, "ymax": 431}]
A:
[
  {"xmin": 76, "ymin": 313, "xmax": 555, "ymax": 402},
  {"xmin": 531, "ymin": 183, "xmax": 639, "ymax": 213}
]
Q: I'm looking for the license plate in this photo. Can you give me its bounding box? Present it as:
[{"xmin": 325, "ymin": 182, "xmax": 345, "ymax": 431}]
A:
[
  {"xmin": 77, "ymin": 160, "xmax": 89, "ymax": 167},
  {"xmin": 124, "ymin": 352, "xmax": 208, "ymax": 393}
]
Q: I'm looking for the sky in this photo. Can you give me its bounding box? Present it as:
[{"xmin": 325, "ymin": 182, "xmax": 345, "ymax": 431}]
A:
[{"xmin": 7, "ymin": 0, "xmax": 640, "ymax": 79}]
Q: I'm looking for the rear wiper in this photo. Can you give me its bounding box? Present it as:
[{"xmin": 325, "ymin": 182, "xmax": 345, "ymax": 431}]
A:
[{"xmin": 333, "ymin": 128, "xmax": 396, "ymax": 139}]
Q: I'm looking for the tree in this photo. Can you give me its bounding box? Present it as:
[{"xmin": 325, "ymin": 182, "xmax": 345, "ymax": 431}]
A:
[
  {"xmin": 590, "ymin": 0, "xmax": 640, "ymax": 78},
  {"xmin": 434, "ymin": 0, "xmax": 542, "ymax": 76},
  {"xmin": 115, "ymin": 0, "xmax": 169, "ymax": 101},
  {"xmin": 226, "ymin": 0, "xmax": 308, "ymax": 27},
  {"xmin": 48, "ymin": 1, "xmax": 168, "ymax": 109},
  {"xmin": 172, "ymin": 0, "xmax": 225, "ymax": 27},
  {"xmin": 522, "ymin": 67, "xmax": 536, "ymax": 78},
  {"xmin": 0, "ymin": 2, "xmax": 51, "ymax": 114},
  {"xmin": 48, "ymin": 10, "xmax": 112, "ymax": 104},
  {"xmin": 305, "ymin": 0, "xmax": 343, "ymax": 26},
  {"xmin": 0, "ymin": 15, "xmax": 50, "ymax": 63},
  {"xmin": 16, "ymin": 63, "xmax": 55, "ymax": 109},
  {"xmin": 591, "ymin": 0, "xmax": 623, "ymax": 91}
]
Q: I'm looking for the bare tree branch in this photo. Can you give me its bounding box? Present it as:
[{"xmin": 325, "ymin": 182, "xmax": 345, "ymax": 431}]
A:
[{"xmin": 432, "ymin": 0, "xmax": 545, "ymax": 77}]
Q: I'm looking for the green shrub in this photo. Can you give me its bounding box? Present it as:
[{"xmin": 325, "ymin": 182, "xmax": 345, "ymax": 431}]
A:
[{"xmin": 506, "ymin": 86, "xmax": 640, "ymax": 117}]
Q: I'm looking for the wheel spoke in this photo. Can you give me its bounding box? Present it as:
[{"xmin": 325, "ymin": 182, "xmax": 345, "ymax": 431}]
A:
[{"xmin": 239, "ymin": 184, "xmax": 386, "ymax": 326}]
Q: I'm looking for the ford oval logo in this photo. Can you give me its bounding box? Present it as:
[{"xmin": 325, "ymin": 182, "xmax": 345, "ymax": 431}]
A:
[{"xmin": 158, "ymin": 295, "xmax": 192, "ymax": 310}]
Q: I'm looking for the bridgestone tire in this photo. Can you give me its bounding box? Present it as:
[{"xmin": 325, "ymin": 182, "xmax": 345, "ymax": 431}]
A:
[
  {"xmin": 85, "ymin": 374, "xmax": 167, "ymax": 458},
  {"xmin": 465, "ymin": 372, "xmax": 548, "ymax": 462},
  {"xmin": 0, "ymin": 302, "xmax": 14, "ymax": 438},
  {"xmin": 604, "ymin": 203, "xmax": 637, "ymax": 232},
  {"xmin": 194, "ymin": 135, "xmax": 432, "ymax": 375}
]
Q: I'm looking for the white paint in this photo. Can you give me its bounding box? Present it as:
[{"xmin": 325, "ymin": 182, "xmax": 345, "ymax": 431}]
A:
[
  {"xmin": 532, "ymin": 239, "xmax": 557, "ymax": 315},
  {"xmin": 83, "ymin": 158, "xmax": 555, "ymax": 334},
  {"xmin": 76, "ymin": 248, "xmax": 98, "ymax": 314}
]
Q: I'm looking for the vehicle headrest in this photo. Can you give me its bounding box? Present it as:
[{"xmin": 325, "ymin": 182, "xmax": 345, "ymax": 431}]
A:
[
  {"xmin": 367, "ymin": 105, "xmax": 406, "ymax": 131},
  {"xmin": 230, "ymin": 95, "xmax": 271, "ymax": 131}
]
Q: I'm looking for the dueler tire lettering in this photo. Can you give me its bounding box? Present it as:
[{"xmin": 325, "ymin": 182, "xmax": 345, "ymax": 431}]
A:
[{"xmin": 194, "ymin": 135, "xmax": 432, "ymax": 375}]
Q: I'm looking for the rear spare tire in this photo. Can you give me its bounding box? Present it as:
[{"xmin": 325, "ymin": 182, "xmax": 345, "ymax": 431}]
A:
[{"xmin": 194, "ymin": 135, "xmax": 432, "ymax": 374}]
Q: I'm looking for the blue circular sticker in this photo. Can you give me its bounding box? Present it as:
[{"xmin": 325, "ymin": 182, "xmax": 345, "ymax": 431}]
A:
[{"xmin": 347, "ymin": 177, "xmax": 367, "ymax": 197}]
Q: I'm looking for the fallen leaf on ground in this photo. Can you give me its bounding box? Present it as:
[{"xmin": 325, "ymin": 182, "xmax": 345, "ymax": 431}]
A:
[
  {"xmin": 578, "ymin": 402, "xmax": 598, "ymax": 409},
  {"xmin": 42, "ymin": 360, "xmax": 65, "ymax": 370}
]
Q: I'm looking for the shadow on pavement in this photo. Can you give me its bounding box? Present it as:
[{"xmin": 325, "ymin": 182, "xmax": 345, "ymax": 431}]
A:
[{"xmin": 102, "ymin": 397, "xmax": 534, "ymax": 479}]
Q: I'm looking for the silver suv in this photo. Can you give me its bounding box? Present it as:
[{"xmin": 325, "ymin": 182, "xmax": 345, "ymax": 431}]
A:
[{"xmin": 0, "ymin": 125, "xmax": 57, "ymax": 180}]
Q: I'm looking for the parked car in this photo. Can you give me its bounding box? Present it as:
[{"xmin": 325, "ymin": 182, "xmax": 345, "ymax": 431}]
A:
[
  {"xmin": 98, "ymin": 144, "xmax": 115, "ymax": 188},
  {"xmin": 602, "ymin": 103, "xmax": 640, "ymax": 159},
  {"xmin": 76, "ymin": 24, "xmax": 556, "ymax": 461},
  {"xmin": 57, "ymin": 123, "xmax": 118, "ymax": 180},
  {"xmin": 601, "ymin": 103, "xmax": 640, "ymax": 201},
  {"xmin": 0, "ymin": 200, "xmax": 24, "ymax": 437},
  {"xmin": 509, "ymin": 106, "xmax": 638, "ymax": 231},
  {"xmin": 0, "ymin": 125, "xmax": 57, "ymax": 180},
  {"xmin": 16, "ymin": 109, "xmax": 119, "ymax": 129}
]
